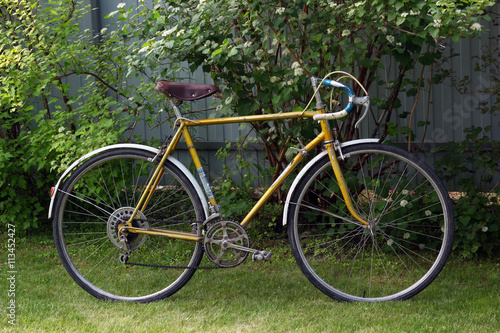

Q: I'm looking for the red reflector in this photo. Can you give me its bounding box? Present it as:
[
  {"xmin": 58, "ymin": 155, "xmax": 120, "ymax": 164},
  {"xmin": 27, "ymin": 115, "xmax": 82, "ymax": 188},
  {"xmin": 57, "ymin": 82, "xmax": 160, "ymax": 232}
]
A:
[{"xmin": 51, "ymin": 187, "xmax": 55, "ymax": 196}]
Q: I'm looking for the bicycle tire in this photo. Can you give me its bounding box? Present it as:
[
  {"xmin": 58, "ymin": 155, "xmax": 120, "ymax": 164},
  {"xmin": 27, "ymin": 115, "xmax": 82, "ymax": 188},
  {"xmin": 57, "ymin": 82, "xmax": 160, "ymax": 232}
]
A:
[
  {"xmin": 53, "ymin": 149, "xmax": 205, "ymax": 302},
  {"xmin": 287, "ymin": 143, "xmax": 454, "ymax": 302}
]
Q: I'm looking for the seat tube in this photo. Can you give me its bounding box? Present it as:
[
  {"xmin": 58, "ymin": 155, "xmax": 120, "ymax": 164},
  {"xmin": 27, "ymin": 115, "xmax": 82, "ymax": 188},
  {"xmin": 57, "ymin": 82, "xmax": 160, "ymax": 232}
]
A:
[{"xmin": 182, "ymin": 126, "xmax": 218, "ymax": 208}]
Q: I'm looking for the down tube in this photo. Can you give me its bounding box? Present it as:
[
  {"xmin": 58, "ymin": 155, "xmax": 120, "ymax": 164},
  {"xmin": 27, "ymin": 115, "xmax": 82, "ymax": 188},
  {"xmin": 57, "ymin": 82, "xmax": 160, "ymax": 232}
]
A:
[{"xmin": 240, "ymin": 132, "xmax": 325, "ymax": 227}]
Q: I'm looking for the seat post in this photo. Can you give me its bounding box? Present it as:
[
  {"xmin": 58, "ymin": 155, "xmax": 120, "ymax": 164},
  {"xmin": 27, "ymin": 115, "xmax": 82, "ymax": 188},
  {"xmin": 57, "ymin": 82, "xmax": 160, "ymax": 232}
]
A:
[{"xmin": 169, "ymin": 99, "xmax": 183, "ymax": 119}]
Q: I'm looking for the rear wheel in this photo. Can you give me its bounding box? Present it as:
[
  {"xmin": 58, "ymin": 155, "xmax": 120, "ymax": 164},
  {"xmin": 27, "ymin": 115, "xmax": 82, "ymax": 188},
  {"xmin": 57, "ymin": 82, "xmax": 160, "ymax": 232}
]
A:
[
  {"xmin": 53, "ymin": 149, "xmax": 205, "ymax": 302},
  {"xmin": 288, "ymin": 144, "xmax": 454, "ymax": 301}
]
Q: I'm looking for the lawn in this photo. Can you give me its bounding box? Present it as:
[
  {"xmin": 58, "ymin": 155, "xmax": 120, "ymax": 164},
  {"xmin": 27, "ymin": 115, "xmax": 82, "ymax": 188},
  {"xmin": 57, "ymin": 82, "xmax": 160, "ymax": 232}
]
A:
[{"xmin": 1, "ymin": 234, "xmax": 499, "ymax": 333}]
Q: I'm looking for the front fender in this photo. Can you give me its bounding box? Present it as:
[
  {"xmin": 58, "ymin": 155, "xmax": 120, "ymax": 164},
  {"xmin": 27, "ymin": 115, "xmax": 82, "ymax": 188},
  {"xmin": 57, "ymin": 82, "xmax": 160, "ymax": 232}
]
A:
[
  {"xmin": 282, "ymin": 138, "xmax": 380, "ymax": 226},
  {"xmin": 48, "ymin": 144, "xmax": 208, "ymax": 219}
]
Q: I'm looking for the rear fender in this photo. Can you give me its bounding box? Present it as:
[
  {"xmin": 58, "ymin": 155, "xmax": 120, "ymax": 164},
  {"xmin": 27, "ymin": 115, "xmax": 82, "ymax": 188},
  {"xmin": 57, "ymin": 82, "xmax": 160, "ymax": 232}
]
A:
[{"xmin": 48, "ymin": 144, "xmax": 208, "ymax": 219}]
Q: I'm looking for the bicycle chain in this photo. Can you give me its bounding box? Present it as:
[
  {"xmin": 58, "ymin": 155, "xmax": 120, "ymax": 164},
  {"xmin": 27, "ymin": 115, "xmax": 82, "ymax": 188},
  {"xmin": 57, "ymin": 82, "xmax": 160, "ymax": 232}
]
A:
[
  {"xmin": 122, "ymin": 218, "xmax": 229, "ymax": 269},
  {"xmin": 124, "ymin": 261, "xmax": 228, "ymax": 269}
]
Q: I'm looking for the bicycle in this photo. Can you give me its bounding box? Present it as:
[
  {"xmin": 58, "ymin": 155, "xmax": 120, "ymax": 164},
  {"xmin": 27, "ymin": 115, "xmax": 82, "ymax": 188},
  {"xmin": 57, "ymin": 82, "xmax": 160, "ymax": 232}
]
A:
[{"xmin": 49, "ymin": 72, "xmax": 454, "ymax": 303}]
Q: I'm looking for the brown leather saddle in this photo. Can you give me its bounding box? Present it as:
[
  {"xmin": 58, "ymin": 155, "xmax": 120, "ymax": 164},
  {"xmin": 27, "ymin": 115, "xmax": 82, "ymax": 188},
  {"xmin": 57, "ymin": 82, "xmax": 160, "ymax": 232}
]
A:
[{"xmin": 156, "ymin": 80, "xmax": 219, "ymax": 101}]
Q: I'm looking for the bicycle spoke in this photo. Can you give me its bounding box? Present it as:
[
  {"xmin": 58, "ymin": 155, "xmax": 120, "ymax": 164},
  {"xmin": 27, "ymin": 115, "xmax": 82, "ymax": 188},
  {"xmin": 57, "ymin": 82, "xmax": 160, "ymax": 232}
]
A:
[
  {"xmin": 54, "ymin": 150, "xmax": 205, "ymax": 301},
  {"xmin": 289, "ymin": 144, "xmax": 453, "ymax": 301}
]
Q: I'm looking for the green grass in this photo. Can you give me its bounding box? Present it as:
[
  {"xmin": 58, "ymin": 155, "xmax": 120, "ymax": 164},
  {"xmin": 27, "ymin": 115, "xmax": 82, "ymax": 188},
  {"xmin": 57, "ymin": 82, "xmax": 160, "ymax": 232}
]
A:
[{"xmin": 1, "ymin": 235, "xmax": 499, "ymax": 333}]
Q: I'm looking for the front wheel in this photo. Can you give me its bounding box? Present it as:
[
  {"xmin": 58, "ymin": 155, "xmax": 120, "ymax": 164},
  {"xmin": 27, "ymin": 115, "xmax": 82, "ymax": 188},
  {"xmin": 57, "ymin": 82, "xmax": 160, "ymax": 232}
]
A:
[
  {"xmin": 53, "ymin": 149, "xmax": 206, "ymax": 302},
  {"xmin": 288, "ymin": 144, "xmax": 454, "ymax": 302}
]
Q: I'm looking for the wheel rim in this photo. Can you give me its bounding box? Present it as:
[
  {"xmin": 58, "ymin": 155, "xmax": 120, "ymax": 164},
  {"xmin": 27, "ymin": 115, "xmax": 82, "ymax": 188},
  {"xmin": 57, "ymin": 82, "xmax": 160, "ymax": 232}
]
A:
[
  {"xmin": 291, "ymin": 147, "xmax": 453, "ymax": 301},
  {"xmin": 55, "ymin": 151, "xmax": 204, "ymax": 301}
]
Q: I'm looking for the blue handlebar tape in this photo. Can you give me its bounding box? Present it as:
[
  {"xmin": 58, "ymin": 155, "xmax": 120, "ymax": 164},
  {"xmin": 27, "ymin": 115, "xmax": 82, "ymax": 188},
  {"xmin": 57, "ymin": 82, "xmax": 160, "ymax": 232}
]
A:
[{"xmin": 322, "ymin": 79, "xmax": 355, "ymax": 114}]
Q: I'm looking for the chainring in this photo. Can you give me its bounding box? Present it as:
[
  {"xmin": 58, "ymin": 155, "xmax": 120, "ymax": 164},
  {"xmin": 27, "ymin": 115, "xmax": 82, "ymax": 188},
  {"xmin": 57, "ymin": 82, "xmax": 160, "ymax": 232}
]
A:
[{"xmin": 204, "ymin": 220, "xmax": 250, "ymax": 268}]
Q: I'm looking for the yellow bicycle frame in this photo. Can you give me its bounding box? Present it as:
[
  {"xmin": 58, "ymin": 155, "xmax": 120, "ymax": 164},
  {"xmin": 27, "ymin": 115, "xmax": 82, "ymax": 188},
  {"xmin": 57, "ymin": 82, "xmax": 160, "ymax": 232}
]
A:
[{"xmin": 120, "ymin": 108, "xmax": 369, "ymax": 242}]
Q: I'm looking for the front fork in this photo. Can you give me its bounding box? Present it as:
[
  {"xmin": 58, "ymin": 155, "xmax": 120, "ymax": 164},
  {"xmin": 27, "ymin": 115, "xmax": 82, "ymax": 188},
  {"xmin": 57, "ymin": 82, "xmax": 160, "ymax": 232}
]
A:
[{"xmin": 318, "ymin": 110, "xmax": 370, "ymax": 228}]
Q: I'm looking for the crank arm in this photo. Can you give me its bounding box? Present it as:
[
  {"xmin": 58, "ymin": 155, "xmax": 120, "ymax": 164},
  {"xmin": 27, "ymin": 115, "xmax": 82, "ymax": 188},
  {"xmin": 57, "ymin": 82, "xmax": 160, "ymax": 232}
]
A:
[{"xmin": 221, "ymin": 241, "xmax": 272, "ymax": 261}]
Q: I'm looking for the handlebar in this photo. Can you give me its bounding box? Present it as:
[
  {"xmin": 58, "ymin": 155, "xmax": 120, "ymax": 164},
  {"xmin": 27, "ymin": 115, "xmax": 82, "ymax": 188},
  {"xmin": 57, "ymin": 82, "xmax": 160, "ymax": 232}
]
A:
[{"xmin": 311, "ymin": 77, "xmax": 369, "ymax": 121}]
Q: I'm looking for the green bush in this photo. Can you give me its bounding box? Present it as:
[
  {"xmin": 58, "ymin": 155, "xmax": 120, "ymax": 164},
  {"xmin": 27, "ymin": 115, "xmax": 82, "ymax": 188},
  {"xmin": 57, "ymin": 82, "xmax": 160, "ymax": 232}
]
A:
[
  {"xmin": 433, "ymin": 28, "xmax": 500, "ymax": 257},
  {"xmin": 0, "ymin": 0, "xmax": 168, "ymax": 233},
  {"xmin": 132, "ymin": 0, "xmax": 494, "ymax": 182},
  {"xmin": 434, "ymin": 126, "xmax": 500, "ymax": 258}
]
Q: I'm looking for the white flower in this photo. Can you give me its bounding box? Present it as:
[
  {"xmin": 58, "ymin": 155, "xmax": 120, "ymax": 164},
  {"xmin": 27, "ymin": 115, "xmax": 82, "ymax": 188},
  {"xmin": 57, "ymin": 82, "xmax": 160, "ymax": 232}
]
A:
[
  {"xmin": 117, "ymin": 3, "xmax": 126, "ymax": 9},
  {"xmin": 402, "ymin": 189, "xmax": 409, "ymax": 196},
  {"xmin": 270, "ymin": 76, "xmax": 279, "ymax": 83},
  {"xmin": 471, "ymin": 23, "xmax": 482, "ymax": 32},
  {"xmin": 225, "ymin": 96, "xmax": 233, "ymax": 105},
  {"xmin": 58, "ymin": 127, "xmax": 65, "ymax": 133},
  {"xmin": 287, "ymin": 79, "xmax": 294, "ymax": 86},
  {"xmin": 216, "ymin": 105, "xmax": 223, "ymax": 111},
  {"xmin": 354, "ymin": 1, "xmax": 364, "ymax": 7},
  {"xmin": 291, "ymin": 61, "xmax": 301, "ymax": 69},
  {"xmin": 341, "ymin": 29, "xmax": 351, "ymax": 37},
  {"xmin": 410, "ymin": 10, "xmax": 420, "ymax": 16},
  {"xmin": 425, "ymin": 210, "xmax": 432, "ymax": 217},
  {"xmin": 482, "ymin": 226, "xmax": 488, "ymax": 232},
  {"xmin": 244, "ymin": 41, "xmax": 252, "ymax": 48},
  {"xmin": 400, "ymin": 199, "xmax": 408, "ymax": 207},
  {"xmin": 176, "ymin": 29, "xmax": 185, "ymax": 37},
  {"xmin": 404, "ymin": 233, "xmax": 410, "ymax": 239},
  {"xmin": 433, "ymin": 19, "xmax": 442, "ymax": 28},
  {"xmin": 386, "ymin": 35, "xmax": 395, "ymax": 43},
  {"xmin": 387, "ymin": 239, "xmax": 394, "ymax": 246},
  {"xmin": 441, "ymin": 226, "xmax": 445, "ymax": 233},
  {"xmin": 327, "ymin": 28, "xmax": 334, "ymax": 34},
  {"xmin": 294, "ymin": 67, "xmax": 304, "ymax": 76},
  {"xmin": 401, "ymin": 12, "xmax": 409, "ymax": 18},
  {"xmin": 379, "ymin": 26, "xmax": 387, "ymax": 33},
  {"xmin": 276, "ymin": 7, "xmax": 286, "ymax": 15},
  {"xmin": 329, "ymin": 2, "xmax": 337, "ymax": 8},
  {"xmin": 100, "ymin": 27, "xmax": 108, "ymax": 34}
]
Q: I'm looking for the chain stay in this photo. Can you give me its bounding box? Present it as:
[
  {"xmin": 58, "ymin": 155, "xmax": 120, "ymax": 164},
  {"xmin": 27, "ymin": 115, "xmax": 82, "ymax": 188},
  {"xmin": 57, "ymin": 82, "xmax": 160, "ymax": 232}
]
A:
[{"xmin": 122, "ymin": 218, "xmax": 227, "ymax": 269}]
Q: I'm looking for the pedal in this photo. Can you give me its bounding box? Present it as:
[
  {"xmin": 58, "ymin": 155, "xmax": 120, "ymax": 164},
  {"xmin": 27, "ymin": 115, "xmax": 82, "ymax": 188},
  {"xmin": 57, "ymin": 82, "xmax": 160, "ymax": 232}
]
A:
[{"xmin": 252, "ymin": 250, "xmax": 272, "ymax": 261}]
